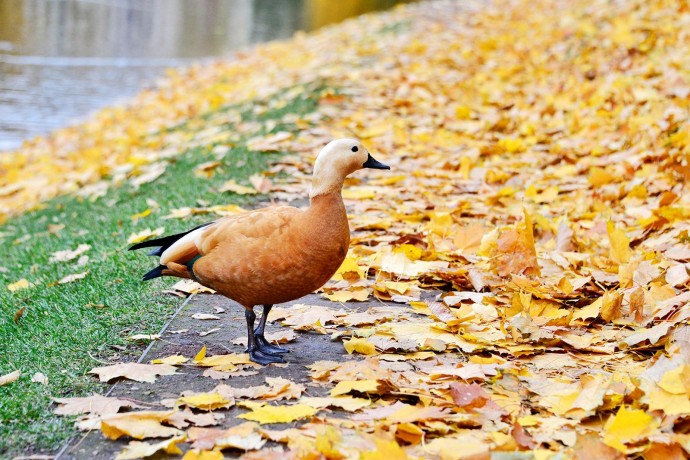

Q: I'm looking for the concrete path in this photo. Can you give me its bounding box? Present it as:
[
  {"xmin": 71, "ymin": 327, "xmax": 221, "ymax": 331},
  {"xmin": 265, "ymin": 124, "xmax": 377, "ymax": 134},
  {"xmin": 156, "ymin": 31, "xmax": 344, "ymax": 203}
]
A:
[{"xmin": 58, "ymin": 292, "xmax": 410, "ymax": 459}]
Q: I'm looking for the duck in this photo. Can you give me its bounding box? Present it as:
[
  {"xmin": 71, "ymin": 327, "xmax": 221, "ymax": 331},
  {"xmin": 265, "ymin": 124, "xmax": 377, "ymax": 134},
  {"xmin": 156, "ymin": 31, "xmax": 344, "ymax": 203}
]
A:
[{"xmin": 129, "ymin": 138, "xmax": 390, "ymax": 365}]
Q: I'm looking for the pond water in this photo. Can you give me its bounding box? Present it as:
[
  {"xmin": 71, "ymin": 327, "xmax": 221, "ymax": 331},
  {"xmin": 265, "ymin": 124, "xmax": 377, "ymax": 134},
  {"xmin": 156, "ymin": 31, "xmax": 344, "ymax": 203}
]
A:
[{"xmin": 0, "ymin": 0, "xmax": 411, "ymax": 152}]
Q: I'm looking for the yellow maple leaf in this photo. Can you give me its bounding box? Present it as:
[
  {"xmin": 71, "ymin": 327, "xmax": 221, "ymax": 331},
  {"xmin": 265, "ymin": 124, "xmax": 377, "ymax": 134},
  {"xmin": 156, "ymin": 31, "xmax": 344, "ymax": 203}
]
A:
[
  {"xmin": 331, "ymin": 257, "xmax": 365, "ymax": 281},
  {"xmin": 424, "ymin": 437, "xmax": 489, "ymax": 459},
  {"xmin": 380, "ymin": 252, "xmax": 448, "ymax": 278},
  {"xmin": 360, "ymin": 437, "xmax": 408, "ymax": 460},
  {"xmin": 343, "ymin": 337, "xmax": 377, "ymax": 355},
  {"xmin": 494, "ymin": 209, "xmax": 540, "ymax": 277},
  {"xmin": 607, "ymin": 221, "xmax": 631, "ymax": 265},
  {"xmin": 177, "ymin": 392, "xmax": 233, "ymax": 411},
  {"xmin": 393, "ymin": 244, "xmax": 423, "ymax": 261},
  {"xmin": 646, "ymin": 387, "xmax": 690, "ymax": 415},
  {"xmin": 236, "ymin": 403, "xmax": 317, "ymax": 424},
  {"xmin": 600, "ymin": 290, "xmax": 623, "ymax": 322},
  {"xmin": 602, "ymin": 407, "xmax": 659, "ymax": 452},
  {"xmin": 127, "ymin": 227, "xmax": 164, "ymax": 245},
  {"xmin": 182, "ymin": 450, "xmax": 224, "ymax": 460},
  {"xmin": 498, "ymin": 137, "xmax": 524, "ymax": 153},
  {"xmin": 658, "ymin": 364, "xmax": 690, "ymax": 395},
  {"xmin": 195, "ymin": 353, "xmax": 252, "ymax": 370},
  {"xmin": 324, "ymin": 289, "xmax": 370, "ymax": 302},
  {"xmin": 588, "ymin": 166, "xmax": 617, "ymax": 186},
  {"xmin": 330, "ymin": 380, "xmax": 380, "ymax": 397},
  {"xmin": 115, "ymin": 435, "xmax": 185, "ymax": 460},
  {"xmin": 570, "ymin": 298, "xmax": 601, "ymax": 325},
  {"xmin": 151, "ymin": 355, "xmax": 188, "ymax": 365},
  {"xmin": 101, "ymin": 411, "xmax": 182, "ymax": 440},
  {"xmin": 314, "ymin": 426, "xmax": 344, "ymax": 459},
  {"xmin": 194, "ymin": 345, "xmax": 207, "ymax": 362}
]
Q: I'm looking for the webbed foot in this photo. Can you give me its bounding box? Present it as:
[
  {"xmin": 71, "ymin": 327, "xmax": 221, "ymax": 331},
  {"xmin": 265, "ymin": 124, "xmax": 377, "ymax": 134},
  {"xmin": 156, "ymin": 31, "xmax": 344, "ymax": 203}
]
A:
[
  {"xmin": 248, "ymin": 347, "xmax": 286, "ymax": 365},
  {"xmin": 255, "ymin": 333, "xmax": 290, "ymax": 355}
]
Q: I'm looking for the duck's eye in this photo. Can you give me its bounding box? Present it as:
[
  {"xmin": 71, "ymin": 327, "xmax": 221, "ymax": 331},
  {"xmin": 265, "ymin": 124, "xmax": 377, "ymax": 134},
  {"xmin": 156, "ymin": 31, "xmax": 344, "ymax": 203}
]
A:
[{"xmin": 351, "ymin": 146, "xmax": 358, "ymax": 152}]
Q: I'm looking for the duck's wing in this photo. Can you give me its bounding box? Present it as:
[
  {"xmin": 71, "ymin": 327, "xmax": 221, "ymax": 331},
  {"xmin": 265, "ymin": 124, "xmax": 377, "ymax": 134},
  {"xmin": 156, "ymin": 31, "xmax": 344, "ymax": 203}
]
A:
[
  {"xmin": 159, "ymin": 205, "xmax": 302, "ymax": 265},
  {"xmin": 195, "ymin": 205, "xmax": 303, "ymax": 256},
  {"xmin": 130, "ymin": 206, "xmax": 302, "ymax": 281},
  {"xmin": 128, "ymin": 221, "xmax": 215, "ymax": 257},
  {"xmin": 129, "ymin": 220, "xmax": 217, "ymax": 281}
]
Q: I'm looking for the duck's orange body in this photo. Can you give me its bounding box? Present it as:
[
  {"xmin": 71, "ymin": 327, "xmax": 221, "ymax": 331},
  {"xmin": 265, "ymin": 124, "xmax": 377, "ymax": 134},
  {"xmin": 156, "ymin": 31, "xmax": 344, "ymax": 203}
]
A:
[
  {"xmin": 130, "ymin": 138, "xmax": 389, "ymax": 364},
  {"xmin": 174, "ymin": 193, "xmax": 349, "ymax": 306}
]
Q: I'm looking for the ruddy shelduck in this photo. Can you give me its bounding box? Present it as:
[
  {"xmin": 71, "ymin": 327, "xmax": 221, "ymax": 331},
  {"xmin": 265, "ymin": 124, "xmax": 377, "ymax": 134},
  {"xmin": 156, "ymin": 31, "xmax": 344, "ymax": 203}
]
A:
[{"xmin": 130, "ymin": 139, "xmax": 390, "ymax": 364}]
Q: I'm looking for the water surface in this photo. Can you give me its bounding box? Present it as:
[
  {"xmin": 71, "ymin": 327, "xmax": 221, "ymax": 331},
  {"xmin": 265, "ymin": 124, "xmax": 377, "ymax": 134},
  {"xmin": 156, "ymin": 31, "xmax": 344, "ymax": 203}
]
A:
[{"xmin": 0, "ymin": 0, "xmax": 411, "ymax": 152}]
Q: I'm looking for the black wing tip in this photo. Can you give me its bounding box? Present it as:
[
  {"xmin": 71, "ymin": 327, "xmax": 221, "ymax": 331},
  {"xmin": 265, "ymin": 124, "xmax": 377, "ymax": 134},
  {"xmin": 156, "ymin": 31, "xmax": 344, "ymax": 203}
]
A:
[
  {"xmin": 129, "ymin": 241, "xmax": 151, "ymax": 251},
  {"xmin": 142, "ymin": 265, "xmax": 166, "ymax": 281}
]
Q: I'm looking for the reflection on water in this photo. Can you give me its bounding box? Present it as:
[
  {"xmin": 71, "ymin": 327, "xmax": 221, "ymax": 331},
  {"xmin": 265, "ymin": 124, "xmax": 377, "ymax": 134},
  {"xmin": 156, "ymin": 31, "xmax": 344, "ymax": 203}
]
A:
[{"xmin": 0, "ymin": 0, "xmax": 411, "ymax": 152}]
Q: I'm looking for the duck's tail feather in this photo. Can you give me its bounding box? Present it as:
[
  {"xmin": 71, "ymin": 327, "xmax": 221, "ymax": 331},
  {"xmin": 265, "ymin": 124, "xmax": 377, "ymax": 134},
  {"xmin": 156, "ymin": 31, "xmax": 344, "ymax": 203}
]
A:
[
  {"xmin": 142, "ymin": 265, "xmax": 166, "ymax": 281},
  {"xmin": 128, "ymin": 222, "xmax": 214, "ymax": 256}
]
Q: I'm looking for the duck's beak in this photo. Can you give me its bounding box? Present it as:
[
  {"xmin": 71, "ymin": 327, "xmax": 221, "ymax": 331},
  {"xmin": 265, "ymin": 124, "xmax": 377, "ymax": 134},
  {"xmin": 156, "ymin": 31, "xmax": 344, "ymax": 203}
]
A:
[{"xmin": 362, "ymin": 153, "xmax": 390, "ymax": 170}]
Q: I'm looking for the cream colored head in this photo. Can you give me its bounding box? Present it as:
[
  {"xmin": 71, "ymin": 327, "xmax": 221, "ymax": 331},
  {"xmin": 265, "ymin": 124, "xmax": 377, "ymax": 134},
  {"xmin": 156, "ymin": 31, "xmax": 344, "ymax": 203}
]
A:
[{"xmin": 310, "ymin": 138, "xmax": 389, "ymax": 198}]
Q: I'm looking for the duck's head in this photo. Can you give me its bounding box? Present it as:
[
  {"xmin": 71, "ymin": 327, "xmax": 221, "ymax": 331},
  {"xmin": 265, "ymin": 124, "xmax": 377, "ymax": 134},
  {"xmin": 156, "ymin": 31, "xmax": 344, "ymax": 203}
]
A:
[{"xmin": 310, "ymin": 138, "xmax": 389, "ymax": 198}]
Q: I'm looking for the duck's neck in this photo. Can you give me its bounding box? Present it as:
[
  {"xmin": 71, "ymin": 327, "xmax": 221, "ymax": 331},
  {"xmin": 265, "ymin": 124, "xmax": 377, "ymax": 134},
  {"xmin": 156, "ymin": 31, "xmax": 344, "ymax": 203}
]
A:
[
  {"xmin": 309, "ymin": 173, "xmax": 344, "ymax": 199},
  {"xmin": 306, "ymin": 191, "xmax": 350, "ymax": 252},
  {"xmin": 308, "ymin": 190, "xmax": 345, "ymax": 212}
]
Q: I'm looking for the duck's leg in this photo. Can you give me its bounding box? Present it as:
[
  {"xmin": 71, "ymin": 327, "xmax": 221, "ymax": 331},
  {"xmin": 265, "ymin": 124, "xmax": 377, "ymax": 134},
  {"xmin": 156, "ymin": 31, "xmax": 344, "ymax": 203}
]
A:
[
  {"xmin": 254, "ymin": 304, "xmax": 289, "ymax": 355},
  {"xmin": 245, "ymin": 307, "xmax": 285, "ymax": 365}
]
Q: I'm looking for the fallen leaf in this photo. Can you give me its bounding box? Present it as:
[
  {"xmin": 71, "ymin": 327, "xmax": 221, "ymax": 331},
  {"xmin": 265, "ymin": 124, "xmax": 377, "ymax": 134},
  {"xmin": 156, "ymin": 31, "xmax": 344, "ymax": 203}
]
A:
[
  {"xmin": 237, "ymin": 403, "xmax": 317, "ymax": 424},
  {"xmin": 57, "ymin": 271, "xmax": 89, "ymax": 284},
  {"xmin": 324, "ymin": 289, "xmax": 371, "ymax": 302},
  {"xmin": 165, "ymin": 408, "xmax": 224, "ymax": 429},
  {"xmin": 177, "ymin": 392, "xmax": 234, "ymax": 411},
  {"xmin": 49, "ymin": 244, "xmax": 91, "ymax": 263},
  {"xmin": 151, "ymin": 355, "xmax": 188, "ymax": 365},
  {"xmin": 233, "ymin": 377, "xmax": 304, "ymax": 401},
  {"xmin": 115, "ymin": 435, "xmax": 185, "ymax": 460},
  {"xmin": 31, "ymin": 372, "xmax": 48, "ymax": 385},
  {"xmin": 192, "ymin": 313, "xmax": 221, "ymax": 320},
  {"xmin": 602, "ymin": 407, "xmax": 659, "ymax": 452},
  {"xmin": 171, "ymin": 279, "xmax": 216, "ymax": 294},
  {"xmin": 607, "ymin": 222, "xmax": 631, "ymax": 265},
  {"xmin": 0, "ymin": 370, "xmax": 21, "ymax": 386},
  {"xmin": 127, "ymin": 228, "xmax": 164, "ymax": 245},
  {"xmin": 53, "ymin": 394, "xmax": 144, "ymax": 416},
  {"xmin": 343, "ymin": 337, "xmax": 378, "ymax": 355},
  {"xmin": 232, "ymin": 329, "xmax": 296, "ymax": 347},
  {"xmin": 101, "ymin": 411, "xmax": 182, "ymax": 440},
  {"xmin": 299, "ymin": 396, "xmax": 372, "ymax": 412},
  {"xmin": 89, "ymin": 363, "xmax": 178, "ymax": 383},
  {"xmin": 128, "ymin": 334, "xmax": 160, "ymax": 342},
  {"xmin": 182, "ymin": 450, "xmax": 225, "ymax": 460},
  {"xmin": 13, "ymin": 306, "xmax": 25, "ymax": 323},
  {"xmin": 200, "ymin": 327, "xmax": 221, "ymax": 337},
  {"xmin": 220, "ymin": 180, "xmax": 258, "ymax": 195},
  {"xmin": 331, "ymin": 380, "xmax": 381, "ymax": 397},
  {"xmin": 7, "ymin": 279, "xmax": 32, "ymax": 292}
]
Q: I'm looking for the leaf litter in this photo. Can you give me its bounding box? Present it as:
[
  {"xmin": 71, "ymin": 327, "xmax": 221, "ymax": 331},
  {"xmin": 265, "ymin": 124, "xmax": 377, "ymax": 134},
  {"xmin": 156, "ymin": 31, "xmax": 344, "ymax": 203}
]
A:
[{"xmin": 21, "ymin": 0, "xmax": 690, "ymax": 456}]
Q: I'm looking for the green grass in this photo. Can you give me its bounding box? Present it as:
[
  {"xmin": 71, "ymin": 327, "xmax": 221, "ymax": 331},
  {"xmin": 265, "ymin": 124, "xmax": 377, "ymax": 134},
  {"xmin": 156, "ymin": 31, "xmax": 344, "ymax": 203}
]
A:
[{"xmin": 0, "ymin": 83, "xmax": 327, "ymax": 456}]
